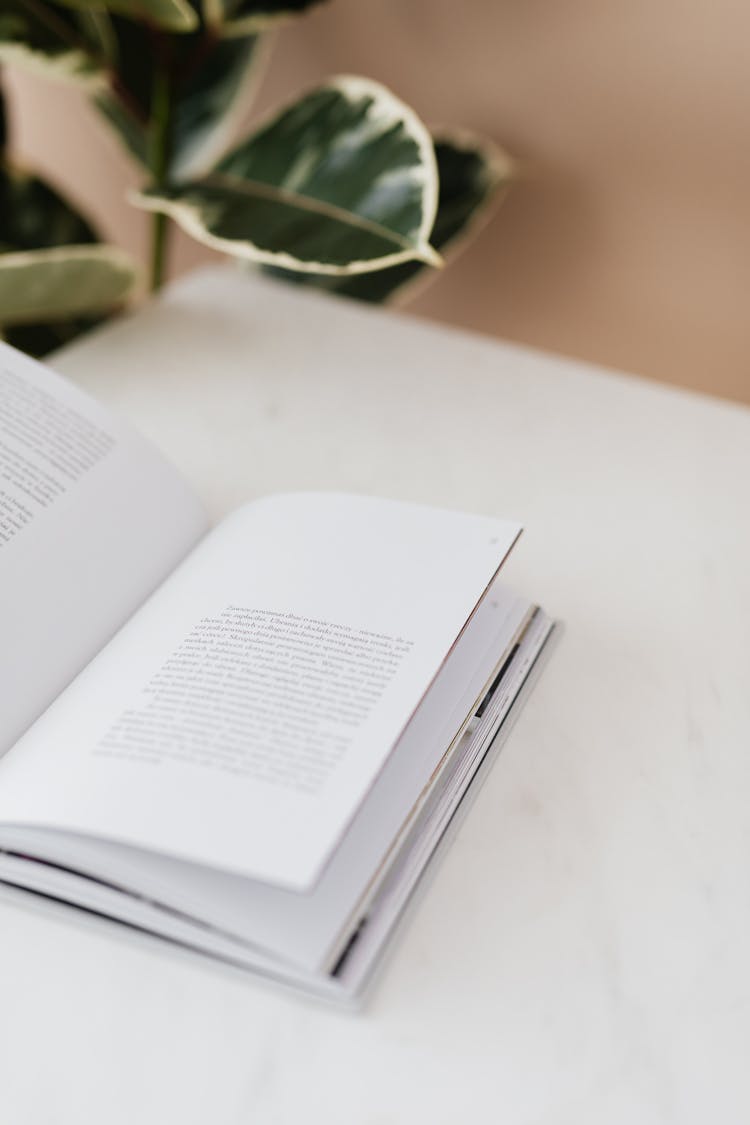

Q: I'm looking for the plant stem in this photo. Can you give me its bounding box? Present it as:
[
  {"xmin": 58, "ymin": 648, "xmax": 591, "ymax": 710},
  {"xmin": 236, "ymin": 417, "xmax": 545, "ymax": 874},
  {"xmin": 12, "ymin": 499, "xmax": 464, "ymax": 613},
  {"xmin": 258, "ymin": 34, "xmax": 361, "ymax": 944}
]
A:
[
  {"xmin": 148, "ymin": 65, "xmax": 173, "ymax": 292},
  {"xmin": 149, "ymin": 210, "xmax": 169, "ymax": 293}
]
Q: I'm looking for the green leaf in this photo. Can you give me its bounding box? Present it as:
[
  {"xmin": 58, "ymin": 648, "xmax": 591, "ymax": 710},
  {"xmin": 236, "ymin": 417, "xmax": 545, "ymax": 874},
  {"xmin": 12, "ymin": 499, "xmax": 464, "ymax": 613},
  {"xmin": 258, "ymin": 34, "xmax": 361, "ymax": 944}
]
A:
[
  {"xmin": 0, "ymin": 244, "xmax": 136, "ymax": 325},
  {"xmin": 93, "ymin": 16, "xmax": 261, "ymax": 176},
  {"xmin": 267, "ymin": 131, "xmax": 513, "ymax": 303},
  {"xmin": 0, "ymin": 1, "xmax": 104, "ymax": 84},
  {"xmin": 94, "ymin": 89, "xmax": 149, "ymax": 167},
  {"xmin": 171, "ymin": 33, "xmax": 262, "ymax": 176},
  {"xmin": 203, "ymin": 0, "xmax": 326, "ymax": 36},
  {"xmin": 133, "ymin": 75, "xmax": 441, "ymax": 274},
  {"xmin": 3, "ymin": 312, "xmax": 104, "ymax": 358},
  {"xmin": 0, "ymin": 163, "xmax": 137, "ymax": 342},
  {"xmin": 54, "ymin": 0, "xmax": 198, "ymax": 33},
  {"xmin": 0, "ymin": 164, "xmax": 97, "ymax": 251}
]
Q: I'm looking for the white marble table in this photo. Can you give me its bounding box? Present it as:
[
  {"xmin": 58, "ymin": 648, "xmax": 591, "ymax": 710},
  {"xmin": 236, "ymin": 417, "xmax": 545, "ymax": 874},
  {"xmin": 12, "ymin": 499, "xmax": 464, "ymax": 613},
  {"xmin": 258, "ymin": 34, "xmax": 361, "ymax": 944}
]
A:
[{"xmin": 2, "ymin": 267, "xmax": 749, "ymax": 1124}]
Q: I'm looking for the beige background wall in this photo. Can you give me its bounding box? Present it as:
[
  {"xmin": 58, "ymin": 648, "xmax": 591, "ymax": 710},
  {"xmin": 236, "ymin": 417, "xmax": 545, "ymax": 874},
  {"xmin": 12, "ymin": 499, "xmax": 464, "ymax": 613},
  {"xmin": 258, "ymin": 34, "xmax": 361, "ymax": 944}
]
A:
[{"xmin": 7, "ymin": 0, "xmax": 750, "ymax": 402}]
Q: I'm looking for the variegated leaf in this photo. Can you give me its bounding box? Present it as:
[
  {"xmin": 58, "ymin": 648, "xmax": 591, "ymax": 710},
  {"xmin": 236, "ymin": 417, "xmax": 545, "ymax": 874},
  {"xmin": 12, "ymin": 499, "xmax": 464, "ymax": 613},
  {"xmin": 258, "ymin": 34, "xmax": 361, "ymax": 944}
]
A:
[
  {"xmin": 0, "ymin": 244, "xmax": 136, "ymax": 325},
  {"xmin": 204, "ymin": 0, "xmax": 326, "ymax": 36},
  {"xmin": 268, "ymin": 132, "xmax": 513, "ymax": 302},
  {"xmin": 0, "ymin": 2, "xmax": 104, "ymax": 85},
  {"xmin": 3, "ymin": 313, "xmax": 104, "ymax": 356},
  {"xmin": 0, "ymin": 162, "xmax": 137, "ymax": 352},
  {"xmin": 134, "ymin": 76, "xmax": 440, "ymax": 274},
  {"xmin": 0, "ymin": 164, "xmax": 97, "ymax": 251},
  {"xmin": 55, "ymin": 0, "xmax": 198, "ymax": 33},
  {"xmin": 94, "ymin": 14, "xmax": 262, "ymax": 176}
]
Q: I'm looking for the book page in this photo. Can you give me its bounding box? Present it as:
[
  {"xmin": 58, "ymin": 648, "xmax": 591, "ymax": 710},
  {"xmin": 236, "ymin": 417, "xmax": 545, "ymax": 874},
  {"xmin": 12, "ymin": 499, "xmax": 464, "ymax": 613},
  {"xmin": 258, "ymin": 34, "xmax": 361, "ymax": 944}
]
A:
[
  {"xmin": 0, "ymin": 343, "xmax": 207, "ymax": 754},
  {"xmin": 0, "ymin": 581, "xmax": 532, "ymax": 973},
  {"xmin": 0, "ymin": 493, "xmax": 519, "ymax": 890}
]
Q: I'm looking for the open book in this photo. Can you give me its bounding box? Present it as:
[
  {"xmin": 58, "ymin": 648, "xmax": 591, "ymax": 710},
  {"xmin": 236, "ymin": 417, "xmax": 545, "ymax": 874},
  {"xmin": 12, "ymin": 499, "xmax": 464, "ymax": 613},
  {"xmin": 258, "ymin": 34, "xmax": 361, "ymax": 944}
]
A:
[{"xmin": 0, "ymin": 341, "xmax": 555, "ymax": 1002}]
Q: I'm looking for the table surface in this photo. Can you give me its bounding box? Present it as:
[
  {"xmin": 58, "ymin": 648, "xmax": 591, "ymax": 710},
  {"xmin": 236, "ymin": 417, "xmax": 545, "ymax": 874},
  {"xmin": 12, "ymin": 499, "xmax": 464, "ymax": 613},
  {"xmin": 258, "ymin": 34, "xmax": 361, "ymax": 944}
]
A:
[{"xmin": 2, "ymin": 267, "xmax": 749, "ymax": 1125}]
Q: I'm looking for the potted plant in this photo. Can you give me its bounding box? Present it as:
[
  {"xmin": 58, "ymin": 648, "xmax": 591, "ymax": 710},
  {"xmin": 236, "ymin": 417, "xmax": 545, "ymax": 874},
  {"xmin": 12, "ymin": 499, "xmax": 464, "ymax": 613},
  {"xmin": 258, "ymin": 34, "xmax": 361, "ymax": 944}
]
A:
[{"xmin": 0, "ymin": 0, "xmax": 512, "ymax": 356}]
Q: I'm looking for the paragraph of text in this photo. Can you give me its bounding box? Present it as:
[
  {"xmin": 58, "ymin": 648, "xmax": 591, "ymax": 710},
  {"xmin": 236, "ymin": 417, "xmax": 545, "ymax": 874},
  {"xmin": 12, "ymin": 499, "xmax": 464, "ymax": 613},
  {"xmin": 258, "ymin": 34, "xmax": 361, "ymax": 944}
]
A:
[
  {"xmin": 0, "ymin": 366, "xmax": 115, "ymax": 547},
  {"xmin": 94, "ymin": 606, "xmax": 414, "ymax": 795}
]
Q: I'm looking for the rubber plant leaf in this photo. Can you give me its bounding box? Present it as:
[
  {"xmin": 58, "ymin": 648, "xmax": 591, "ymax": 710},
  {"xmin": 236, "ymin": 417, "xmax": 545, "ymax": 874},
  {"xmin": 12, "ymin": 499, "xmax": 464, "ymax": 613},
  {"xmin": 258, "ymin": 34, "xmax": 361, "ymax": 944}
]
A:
[
  {"xmin": 54, "ymin": 0, "xmax": 198, "ymax": 33},
  {"xmin": 134, "ymin": 75, "xmax": 441, "ymax": 275},
  {"xmin": 203, "ymin": 0, "xmax": 327, "ymax": 36},
  {"xmin": 0, "ymin": 164, "xmax": 137, "ymax": 352},
  {"xmin": 0, "ymin": 1, "xmax": 105, "ymax": 85},
  {"xmin": 267, "ymin": 131, "xmax": 513, "ymax": 302},
  {"xmin": 0, "ymin": 244, "xmax": 137, "ymax": 325},
  {"xmin": 94, "ymin": 14, "xmax": 263, "ymax": 177}
]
